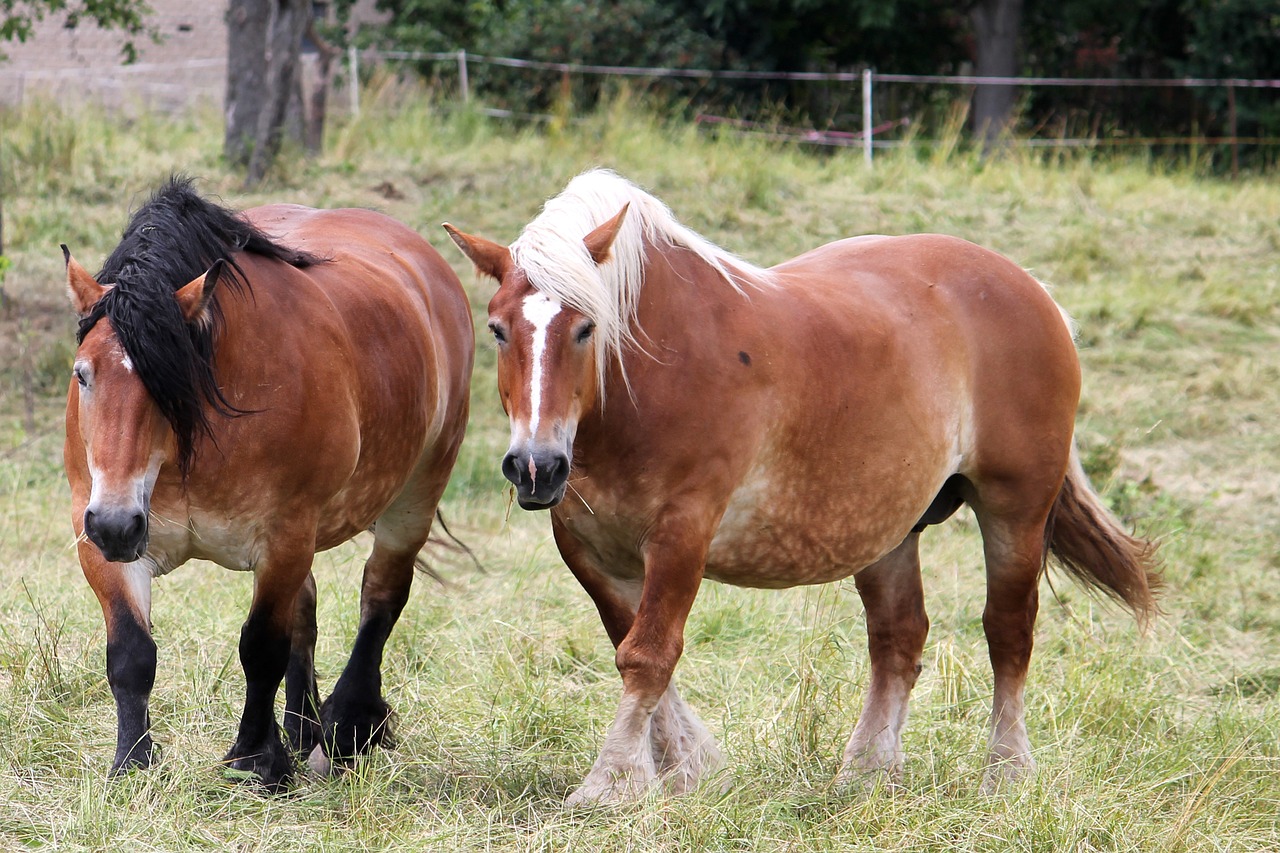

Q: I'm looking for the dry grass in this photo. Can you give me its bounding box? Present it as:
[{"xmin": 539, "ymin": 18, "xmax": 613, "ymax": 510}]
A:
[{"xmin": 0, "ymin": 91, "xmax": 1278, "ymax": 851}]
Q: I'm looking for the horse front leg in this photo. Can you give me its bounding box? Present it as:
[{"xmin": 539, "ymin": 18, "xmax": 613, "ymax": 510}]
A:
[
  {"xmin": 224, "ymin": 536, "xmax": 314, "ymax": 792},
  {"xmin": 564, "ymin": 521, "xmax": 714, "ymax": 806},
  {"xmin": 80, "ymin": 542, "xmax": 157, "ymax": 774}
]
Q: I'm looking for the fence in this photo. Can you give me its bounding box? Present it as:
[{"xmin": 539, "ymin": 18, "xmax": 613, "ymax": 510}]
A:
[
  {"xmin": 358, "ymin": 48, "xmax": 1280, "ymax": 169},
  {"xmin": 3, "ymin": 48, "xmax": 1275, "ymax": 169}
]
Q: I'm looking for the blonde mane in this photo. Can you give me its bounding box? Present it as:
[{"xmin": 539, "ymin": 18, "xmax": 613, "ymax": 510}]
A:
[{"xmin": 510, "ymin": 169, "xmax": 774, "ymax": 390}]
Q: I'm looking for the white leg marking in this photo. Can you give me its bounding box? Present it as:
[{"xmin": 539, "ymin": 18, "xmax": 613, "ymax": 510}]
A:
[
  {"xmin": 838, "ymin": 677, "xmax": 913, "ymax": 785},
  {"xmin": 566, "ymin": 692, "xmax": 660, "ymax": 806},
  {"xmin": 650, "ymin": 684, "xmax": 727, "ymax": 795},
  {"xmin": 521, "ymin": 291, "xmax": 562, "ymax": 439},
  {"xmin": 982, "ymin": 688, "xmax": 1034, "ymax": 792}
]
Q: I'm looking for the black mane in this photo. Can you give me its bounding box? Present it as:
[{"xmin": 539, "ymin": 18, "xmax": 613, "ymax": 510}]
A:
[{"xmin": 77, "ymin": 175, "xmax": 322, "ymax": 477}]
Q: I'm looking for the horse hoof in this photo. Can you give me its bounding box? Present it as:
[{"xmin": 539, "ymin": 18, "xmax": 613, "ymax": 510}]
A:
[
  {"xmin": 979, "ymin": 756, "xmax": 1036, "ymax": 794},
  {"xmin": 222, "ymin": 741, "xmax": 295, "ymax": 793},
  {"xmin": 565, "ymin": 772, "xmax": 656, "ymax": 807},
  {"xmin": 110, "ymin": 739, "xmax": 159, "ymax": 776},
  {"xmin": 307, "ymin": 744, "xmax": 334, "ymax": 777}
]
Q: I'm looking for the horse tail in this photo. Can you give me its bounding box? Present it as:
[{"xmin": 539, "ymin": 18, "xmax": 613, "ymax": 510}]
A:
[{"xmin": 1045, "ymin": 445, "xmax": 1162, "ymax": 626}]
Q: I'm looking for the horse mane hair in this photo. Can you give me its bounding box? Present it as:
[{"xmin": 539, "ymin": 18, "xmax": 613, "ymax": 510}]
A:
[
  {"xmin": 76, "ymin": 175, "xmax": 323, "ymax": 478},
  {"xmin": 509, "ymin": 169, "xmax": 774, "ymax": 394}
]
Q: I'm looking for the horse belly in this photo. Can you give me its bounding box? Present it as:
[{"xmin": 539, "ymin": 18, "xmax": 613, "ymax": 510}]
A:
[{"xmin": 704, "ymin": 461, "xmax": 949, "ymax": 589}]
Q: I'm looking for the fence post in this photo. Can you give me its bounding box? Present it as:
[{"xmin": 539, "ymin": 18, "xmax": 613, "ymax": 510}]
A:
[
  {"xmin": 349, "ymin": 45, "xmax": 360, "ymax": 115},
  {"xmin": 862, "ymin": 68, "xmax": 873, "ymax": 166},
  {"xmin": 458, "ymin": 49, "xmax": 469, "ymax": 102}
]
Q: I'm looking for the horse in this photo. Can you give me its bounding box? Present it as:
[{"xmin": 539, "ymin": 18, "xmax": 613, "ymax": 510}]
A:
[
  {"xmin": 443, "ymin": 168, "xmax": 1160, "ymax": 804},
  {"xmin": 64, "ymin": 178, "xmax": 474, "ymax": 790}
]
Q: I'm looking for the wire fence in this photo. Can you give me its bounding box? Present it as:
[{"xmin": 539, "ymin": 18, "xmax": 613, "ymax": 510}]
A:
[
  {"xmin": 2, "ymin": 49, "xmax": 1276, "ymax": 168},
  {"xmin": 358, "ymin": 48, "xmax": 1280, "ymax": 169}
]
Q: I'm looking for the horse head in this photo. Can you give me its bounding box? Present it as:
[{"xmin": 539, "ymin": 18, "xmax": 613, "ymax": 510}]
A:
[
  {"xmin": 444, "ymin": 206, "xmax": 627, "ymax": 510},
  {"xmin": 65, "ymin": 245, "xmax": 223, "ymax": 562}
]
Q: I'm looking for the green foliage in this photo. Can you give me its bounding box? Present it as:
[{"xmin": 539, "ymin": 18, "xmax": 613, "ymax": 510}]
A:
[
  {"xmin": 367, "ymin": 0, "xmax": 1280, "ymax": 167},
  {"xmin": 0, "ymin": 0, "xmax": 157, "ymax": 62}
]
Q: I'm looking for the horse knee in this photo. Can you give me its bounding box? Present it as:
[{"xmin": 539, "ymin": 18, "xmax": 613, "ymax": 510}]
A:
[{"xmin": 616, "ymin": 636, "xmax": 682, "ymax": 696}]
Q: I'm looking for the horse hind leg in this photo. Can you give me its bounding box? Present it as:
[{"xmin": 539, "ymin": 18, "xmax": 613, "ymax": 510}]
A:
[
  {"xmin": 969, "ymin": 494, "xmax": 1053, "ymax": 793},
  {"xmin": 838, "ymin": 531, "xmax": 929, "ymax": 785},
  {"xmin": 283, "ymin": 571, "xmax": 321, "ymax": 756},
  {"xmin": 310, "ymin": 474, "xmax": 449, "ymax": 774}
]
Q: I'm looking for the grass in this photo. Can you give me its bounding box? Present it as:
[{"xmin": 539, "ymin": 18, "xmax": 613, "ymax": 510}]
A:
[{"xmin": 1, "ymin": 87, "xmax": 1279, "ymax": 850}]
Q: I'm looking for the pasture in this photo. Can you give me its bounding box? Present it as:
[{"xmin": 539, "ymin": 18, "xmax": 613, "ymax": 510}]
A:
[{"xmin": 1, "ymin": 92, "xmax": 1278, "ymax": 850}]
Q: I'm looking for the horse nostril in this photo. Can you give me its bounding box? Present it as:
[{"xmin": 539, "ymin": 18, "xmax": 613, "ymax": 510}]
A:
[
  {"xmin": 501, "ymin": 451, "xmax": 524, "ymax": 486},
  {"xmin": 124, "ymin": 511, "xmax": 146, "ymax": 543},
  {"xmin": 546, "ymin": 453, "xmax": 570, "ymax": 485}
]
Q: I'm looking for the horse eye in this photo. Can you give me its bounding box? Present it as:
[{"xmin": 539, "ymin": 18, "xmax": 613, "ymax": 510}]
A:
[
  {"xmin": 488, "ymin": 322, "xmax": 507, "ymax": 345},
  {"xmin": 575, "ymin": 322, "xmax": 596, "ymax": 344},
  {"xmin": 73, "ymin": 366, "xmax": 88, "ymax": 387}
]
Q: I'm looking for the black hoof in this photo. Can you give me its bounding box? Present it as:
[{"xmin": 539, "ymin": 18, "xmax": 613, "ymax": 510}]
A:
[
  {"xmin": 223, "ymin": 734, "xmax": 296, "ymax": 794},
  {"xmin": 318, "ymin": 692, "xmax": 396, "ymax": 762},
  {"xmin": 110, "ymin": 737, "xmax": 158, "ymax": 776}
]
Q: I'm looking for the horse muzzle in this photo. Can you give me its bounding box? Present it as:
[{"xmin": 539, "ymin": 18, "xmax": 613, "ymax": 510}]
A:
[
  {"xmin": 84, "ymin": 505, "xmax": 149, "ymax": 563},
  {"xmin": 502, "ymin": 445, "xmax": 571, "ymax": 510}
]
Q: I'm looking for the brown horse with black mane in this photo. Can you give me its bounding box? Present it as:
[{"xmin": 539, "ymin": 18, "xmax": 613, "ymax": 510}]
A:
[
  {"xmin": 445, "ymin": 169, "xmax": 1159, "ymax": 804},
  {"xmin": 64, "ymin": 178, "xmax": 473, "ymax": 790}
]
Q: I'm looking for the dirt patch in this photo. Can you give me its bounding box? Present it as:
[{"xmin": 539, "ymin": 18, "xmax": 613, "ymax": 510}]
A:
[{"xmin": 0, "ymin": 286, "xmax": 77, "ymax": 421}]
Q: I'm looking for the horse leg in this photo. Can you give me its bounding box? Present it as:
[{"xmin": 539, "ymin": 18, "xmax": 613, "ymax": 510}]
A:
[
  {"xmin": 971, "ymin": 499, "xmax": 1052, "ymax": 792},
  {"xmin": 283, "ymin": 571, "xmax": 321, "ymax": 756},
  {"xmin": 311, "ymin": 539, "xmax": 415, "ymax": 770},
  {"xmin": 563, "ymin": 523, "xmax": 709, "ymax": 806},
  {"xmin": 312, "ymin": 469, "xmax": 451, "ymax": 772},
  {"xmin": 81, "ymin": 545, "xmax": 157, "ymax": 774},
  {"xmin": 649, "ymin": 682, "xmax": 726, "ymax": 795},
  {"xmin": 554, "ymin": 518, "xmax": 725, "ymax": 799},
  {"xmin": 838, "ymin": 531, "xmax": 929, "ymax": 785},
  {"xmin": 224, "ymin": 537, "xmax": 314, "ymax": 792}
]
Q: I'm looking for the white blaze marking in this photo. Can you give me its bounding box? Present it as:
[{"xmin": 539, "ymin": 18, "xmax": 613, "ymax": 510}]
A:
[{"xmin": 522, "ymin": 291, "xmax": 562, "ymax": 439}]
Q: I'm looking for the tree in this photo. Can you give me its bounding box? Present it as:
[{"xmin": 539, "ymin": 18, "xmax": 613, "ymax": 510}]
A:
[
  {"xmin": 969, "ymin": 0, "xmax": 1024, "ymax": 145},
  {"xmin": 224, "ymin": 0, "xmax": 311, "ymax": 186}
]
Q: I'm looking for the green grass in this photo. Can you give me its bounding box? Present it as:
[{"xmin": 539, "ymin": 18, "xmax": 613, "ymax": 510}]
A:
[{"xmin": 1, "ymin": 89, "xmax": 1278, "ymax": 850}]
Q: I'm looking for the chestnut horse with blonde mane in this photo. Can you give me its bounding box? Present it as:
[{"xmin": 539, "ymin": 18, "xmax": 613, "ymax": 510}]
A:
[
  {"xmin": 445, "ymin": 169, "xmax": 1159, "ymax": 804},
  {"xmin": 64, "ymin": 178, "xmax": 473, "ymax": 790}
]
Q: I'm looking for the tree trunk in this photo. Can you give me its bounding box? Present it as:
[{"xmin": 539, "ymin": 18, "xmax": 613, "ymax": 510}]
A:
[
  {"xmin": 245, "ymin": 0, "xmax": 310, "ymax": 186},
  {"xmin": 970, "ymin": 0, "xmax": 1023, "ymax": 148},
  {"xmin": 224, "ymin": 0, "xmax": 270, "ymax": 166},
  {"xmin": 304, "ymin": 20, "xmax": 337, "ymax": 156}
]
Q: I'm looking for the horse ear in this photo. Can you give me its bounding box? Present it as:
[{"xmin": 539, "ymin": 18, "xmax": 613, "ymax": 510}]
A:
[
  {"xmin": 583, "ymin": 204, "xmax": 629, "ymax": 266},
  {"xmin": 175, "ymin": 259, "xmax": 224, "ymax": 325},
  {"xmin": 64, "ymin": 244, "xmax": 107, "ymax": 317},
  {"xmin": 442, "ymin": 223, "xmax": 511, "ymax": 281}
]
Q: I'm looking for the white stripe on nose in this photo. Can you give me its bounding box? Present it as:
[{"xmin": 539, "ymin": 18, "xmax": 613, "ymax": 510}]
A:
[{"xmin": 522, "ymin": 291, "xmax": 562, "ymax": 438}]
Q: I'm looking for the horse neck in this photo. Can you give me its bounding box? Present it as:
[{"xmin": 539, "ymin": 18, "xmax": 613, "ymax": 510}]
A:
[{"xmin": 594, "ymin": 241, "xmax": 751, "ymax": 410}]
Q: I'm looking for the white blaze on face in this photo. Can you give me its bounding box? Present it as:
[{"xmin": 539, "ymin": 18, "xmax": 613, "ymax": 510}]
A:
[{"xmin": 521, "ymin": 291, "xmax": 562, "ymax": 440}]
